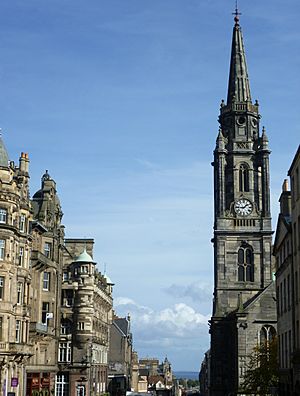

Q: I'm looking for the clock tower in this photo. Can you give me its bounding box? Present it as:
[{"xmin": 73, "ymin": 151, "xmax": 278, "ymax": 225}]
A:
[{"xmin": 209, "ymin": 11, "xmax": 276, "ymax": 395}]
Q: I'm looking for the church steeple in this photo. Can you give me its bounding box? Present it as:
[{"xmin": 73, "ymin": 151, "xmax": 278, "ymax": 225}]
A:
[
  {"xmin": 227, "ymin": 9, "xmax": 252, "ymax": 104},
  {"xmin": 210, "ymin": 9, "xmax": 274, "ymax": 395},
  {"xmin": 213, "ymin": 6, "xmax": 273, "ymax": 307}
]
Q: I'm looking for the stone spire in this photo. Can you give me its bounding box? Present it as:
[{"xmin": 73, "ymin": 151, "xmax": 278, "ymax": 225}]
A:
[
  {"xmin": 0, "ymin": 134, "xmax": 9, "ymax": 168},
  {"xmin": 227, "ymin": 9, "xmax": 252, "ymax": 104},
  {"xmin": 216, "ymin": 128, "xmax": 226, "ymax": 150},
  {"xmin": 261, "ymin": 126, "xmax": 269, "ymax": 148}
]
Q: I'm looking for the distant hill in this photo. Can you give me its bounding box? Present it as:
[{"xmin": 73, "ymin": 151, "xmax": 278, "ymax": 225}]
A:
[{"xmin": 173, "ymin": 371, "xmax": 199, "ymax": 380}]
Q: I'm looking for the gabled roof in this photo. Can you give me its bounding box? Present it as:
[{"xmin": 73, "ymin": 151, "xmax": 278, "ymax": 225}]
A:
[
  {"xmin": 104, "ymin": 273, "xmax": 114, "ymax": 285},
  {"xmin": 273, "ymin": 212, "xmax": 291, "ymax": 254},
  {"xmin": 288, "ymin": 145, "xmax": 300, "ymax": 176},
  {"xmin": 243, "ymin": 281, "xmax": 276, "ymax": 315},
  {"xmin": 113, "ymin": 318, "xmax": 130, "ymax": 337},
  {"xmin": 148, "ymin": 375, "xmax": 165, "ymax": 385}
]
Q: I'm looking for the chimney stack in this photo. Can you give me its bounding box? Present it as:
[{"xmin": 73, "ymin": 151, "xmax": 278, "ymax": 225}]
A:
[
  {"xmin": 279, "ymin": 179, "xmax": 291, "ymax": 216},
  {"xmin": 19, "ymin": 152, "xmax": 30, "ymax": 173}
]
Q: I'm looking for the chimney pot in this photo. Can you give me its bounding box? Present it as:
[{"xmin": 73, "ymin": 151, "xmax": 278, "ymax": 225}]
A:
[{"xmin": 282, "ymin": 179, "xmax": 289, "ymax": 192}]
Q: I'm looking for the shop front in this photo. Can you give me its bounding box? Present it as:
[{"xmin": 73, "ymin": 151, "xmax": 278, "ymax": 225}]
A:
[{"xmin": 26, "ymin": 372, "xmax": 51, "ymax": 396}]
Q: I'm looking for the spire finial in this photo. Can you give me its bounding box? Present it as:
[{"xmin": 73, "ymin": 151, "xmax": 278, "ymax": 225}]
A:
[
  {"xmin": 233, "ymin": 1, "xmax": 241, "ymax": 25},
  {"xmin": 42, "ymin": 169, "xmax": 51, "ymax": 182},
  {"xmin": 227, "ymin": 0, "xmax": 251, "ymax": 104}
]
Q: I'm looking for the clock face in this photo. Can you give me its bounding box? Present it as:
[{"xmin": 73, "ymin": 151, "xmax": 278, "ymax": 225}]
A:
[{"xmin": 234, "ymin": 199, "xmax": 253, "ymax": 216}]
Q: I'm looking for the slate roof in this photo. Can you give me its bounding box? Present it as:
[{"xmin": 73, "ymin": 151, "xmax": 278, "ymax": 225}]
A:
[
  {"xmin": 288, "ymin": 145, "xmax": 300, "ymax": 175},
  {"xmin": 273, "ymin": 213, "xmax": 291, "ymax": 252},
  {"xmin": 242, "ymin": 281, "xmax": 276, "ymax": 317},
  {"xmin": 139, "ymin": 368, "xmax": 149, "ymax": 377},
  {"xmin": 148, "ymin": 375, "xmax": 165, "ymax": 385},
  {"xmin": 114, "ymin": 318, "xmax": 130, "ymax": 336}
]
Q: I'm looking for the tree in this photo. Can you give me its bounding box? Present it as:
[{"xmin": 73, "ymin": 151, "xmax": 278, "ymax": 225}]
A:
[
  {"xmin": 240, "ymin": 337, "xmax": 279, "ymax": 395},
  {"xmin": 186, "ymin": 379, "xmax": 199, "ymax": 388}
]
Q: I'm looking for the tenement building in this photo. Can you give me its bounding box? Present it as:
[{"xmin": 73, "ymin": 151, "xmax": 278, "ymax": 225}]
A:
[
  {"xmin": 274, "ymin": 145, "xmax": 300, "ymax": 395},
  {"xmin": 61, "ymin": 239, "xmax": 113, "ymax": 395},
  {"xmin": 27, "ymin": 170, "xmax": 65, "ymax": 393},
  {"xmin": 0, "ymin": 141, "xmax": 32, "ymax": 395},
  {"xmin": 108, "ymin": 314, "xmax": 133, "ymax": 395},
  {"xmin": 0, "ymin": 132, "xmax": 114, "ymax": 396},
  {"xmin": 209, "ymin": 12, "xmax": 277, "ymax": 395}
]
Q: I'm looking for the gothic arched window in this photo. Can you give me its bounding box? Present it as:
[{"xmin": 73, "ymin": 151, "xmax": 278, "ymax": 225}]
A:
[
  {"xmin": 259, "ymin": 325, "xmax": 276, "ymax": 345},
  {"xmin": 239, "ymin": 164, "xmax": 249, "ymax": 192},
  {"xmin": 237, "ymin": 245, "xmax": 254, "ymax": 282}
]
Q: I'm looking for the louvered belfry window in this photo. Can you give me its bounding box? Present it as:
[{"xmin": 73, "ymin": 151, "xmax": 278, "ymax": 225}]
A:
[{"xmin": 238, "ymin": 246, "xmax": 254, "ymax": 282}]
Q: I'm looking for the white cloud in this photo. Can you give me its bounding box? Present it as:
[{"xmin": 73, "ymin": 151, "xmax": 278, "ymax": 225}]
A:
[
  {"xmin": 114, "ymin": 297, "xmax": 136, "ymax": 306},
  {"xmin": 164, "ymin": 281, "xmax": 212, "ymax": 303},
  {"xmin": 114, "ymin": 297, "xmax": 152, "ymax": 315},
  {"xmin": 115, "ymin": 298, "xmax": 210, "ymax": 331},
  {"xmin": 157, "ymin": 303, "xmax": 208, "ymax": 327},
  {"xmin": 114, "ymin": 297, "xmax": 210, "ymax": 369}
]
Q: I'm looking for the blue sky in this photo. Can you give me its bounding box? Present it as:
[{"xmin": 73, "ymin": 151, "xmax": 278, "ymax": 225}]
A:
[{"xmin": 1, "ymin": 0, "xmax": 299, "ymax": 371}]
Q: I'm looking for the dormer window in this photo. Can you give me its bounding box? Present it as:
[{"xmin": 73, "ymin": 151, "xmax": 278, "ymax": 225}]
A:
[{"xmin": 0, "ymin": 209, "xmax": 7, "ymax": 224}]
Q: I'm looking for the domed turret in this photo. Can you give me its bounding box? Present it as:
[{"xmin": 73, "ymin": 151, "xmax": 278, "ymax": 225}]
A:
[
  {"xmin": 32, "ymin": 170, "xmax": 63, "ymax": 229},
  {"xmin": 75, "ymin": 248, "xmax": 95, "ymax": 263}
]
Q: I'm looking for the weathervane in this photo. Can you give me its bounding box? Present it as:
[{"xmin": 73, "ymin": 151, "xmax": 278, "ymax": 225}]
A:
[{"xmin": 232, "ymin": 0, "xmax": 241, "ymax": 24}]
